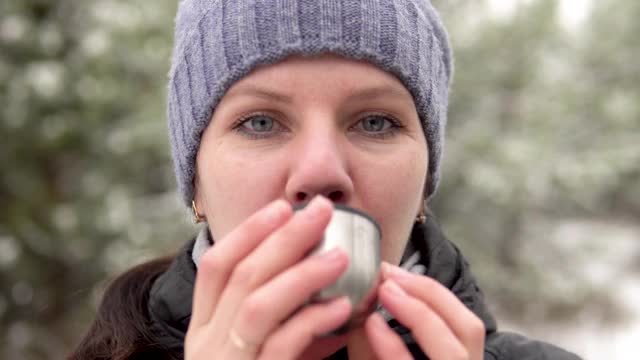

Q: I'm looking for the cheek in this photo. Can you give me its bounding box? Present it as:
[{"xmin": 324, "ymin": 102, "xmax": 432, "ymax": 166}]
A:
[
  {"xmin": 197, "ymin": 141, "xmax": 288, "ymax": 241},
  {"xmin": 356, "ymin": 148, "xmax": 427, "ymax": 264}
]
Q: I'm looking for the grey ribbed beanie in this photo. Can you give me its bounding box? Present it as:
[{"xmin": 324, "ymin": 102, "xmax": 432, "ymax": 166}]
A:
[{"xmin": 168, "ymin": 0, "xmax": 452, "ymax": 207}]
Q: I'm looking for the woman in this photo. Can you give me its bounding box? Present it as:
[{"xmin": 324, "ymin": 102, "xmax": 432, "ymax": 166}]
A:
[{"xmin": 70, "ymin": 0, "xmax": 581, "ymax": 359}]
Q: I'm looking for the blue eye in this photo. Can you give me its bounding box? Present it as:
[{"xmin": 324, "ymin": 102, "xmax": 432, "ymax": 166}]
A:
[
  {"xmin": 233, "ymin": 113, "xmax": 285, "ymax": 139},
  {"xmin": 351, "ymin": 114, "xmax": 404, "ymax": 139},
  {"xmin": 242, "ymin": 115, "xmax": 274, "ymax": 132},
  {"xmin": 361, "ymin": 116, "xmax": 392, "ymax": 132}
]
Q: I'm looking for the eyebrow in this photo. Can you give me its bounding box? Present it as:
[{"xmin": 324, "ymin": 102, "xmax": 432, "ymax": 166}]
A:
[
  {"xmin": 225, "ymin": 84, "xmax": 409, "ymax": 103},
  {"xmin": 225, "ymin": 86, "xmax": 293, "ymax": 103},
  {"xmin": 347, "ymin": 85, "xmax": 410, "ymax": 102}
]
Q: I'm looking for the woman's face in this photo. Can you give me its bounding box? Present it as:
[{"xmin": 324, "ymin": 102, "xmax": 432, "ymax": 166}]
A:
[{"xmin": 195, "ymin": 54, "xmax": 428, "ymax": 265}]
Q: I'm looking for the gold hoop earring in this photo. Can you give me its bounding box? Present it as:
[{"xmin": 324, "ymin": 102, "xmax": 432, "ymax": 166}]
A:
[{"xmin": 192, "ymin": 200, "xmax": 206, "ymax": 224}]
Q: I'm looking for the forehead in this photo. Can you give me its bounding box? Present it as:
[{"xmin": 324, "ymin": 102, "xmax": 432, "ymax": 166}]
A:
[{"xmin": 224, "ymin": 53, "xmax": 414, "ymax": 102}]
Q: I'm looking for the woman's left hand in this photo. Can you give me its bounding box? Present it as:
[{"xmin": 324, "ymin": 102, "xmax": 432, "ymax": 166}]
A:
[{"xmin": 364, "ymin": 263, "xmax": 485, "ymax": 360}]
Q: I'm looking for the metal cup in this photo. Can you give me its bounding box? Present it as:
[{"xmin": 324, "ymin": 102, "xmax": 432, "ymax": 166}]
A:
[{"xmin": 294, "ymin": 202, "xmax": 382, "ymax": 333}]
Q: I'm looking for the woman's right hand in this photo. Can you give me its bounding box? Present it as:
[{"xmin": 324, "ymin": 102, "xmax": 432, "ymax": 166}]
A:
[{"xmin": 185, "ymin": 196, "xmax": 352, "ymax": 360}]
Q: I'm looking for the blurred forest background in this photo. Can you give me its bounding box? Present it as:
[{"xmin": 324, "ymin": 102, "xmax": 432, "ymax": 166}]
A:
[{"xmin": 1, "ymin": 0, "xmax": 638, "ymax": 358}]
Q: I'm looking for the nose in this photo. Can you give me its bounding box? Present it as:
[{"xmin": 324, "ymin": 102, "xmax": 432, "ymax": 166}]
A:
[{"xmin": 285, "ymin": 128, "xmax": 354, "ymax": 205}]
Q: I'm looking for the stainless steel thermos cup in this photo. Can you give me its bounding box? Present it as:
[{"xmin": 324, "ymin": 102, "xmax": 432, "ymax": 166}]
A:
[{"xmin": 294, "ymin": 202, "xmax": 382, "ymax": 332}]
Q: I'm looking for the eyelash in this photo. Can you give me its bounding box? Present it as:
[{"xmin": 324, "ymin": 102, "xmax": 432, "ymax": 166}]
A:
[{"xmin": 231, "ymin": 112, "xmax": 405, "ymax": 140}]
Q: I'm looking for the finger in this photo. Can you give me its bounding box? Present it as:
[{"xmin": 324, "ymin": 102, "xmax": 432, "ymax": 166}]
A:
[
  {"xmin": 232, "ymin": 247, "xmax": 349, "ymax": 343},
  {"xmin": 258, "ymin": 297, "xmax": 352, "ymax": 360},
  {"xmin": 190, "ymin": 199, "xmax": 292, "ymax": 329},
  {"xmin": 212, "ymin": 196, "xmax": 333, "ymax": 331},
  {"xmin": 235, "ymin": 195, "xmax": 333, "ymax": 290},
  {"xmin": 364, "ymin": 313, "xmax": 413, "ymax": 360},
  {"xmin": 381, "ymin": 263, "xmax": 485, "ymax": 352},
  {"xmin": 378, "ymin": 279, "xmax": 469, "ymax": 360}
]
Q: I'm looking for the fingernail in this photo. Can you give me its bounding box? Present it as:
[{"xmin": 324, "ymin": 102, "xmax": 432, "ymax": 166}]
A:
[
  {"xmin": 329, "ymin": 296, "xmax": 352, "ymax": 311},
  {"xmin": 304, "ymin": 196, "xmax": 330, "ymax": 219},
  {"xmin": 381, "ymin": 261, "xmax": 410, "ymax": 280},
  {"xmin": 266, "ymin": 200, "xmax": 289, "ymax": 222},
  {"xmin": 383, "ymin": 280, "xmax": 407, "ymax": 298},
  {"xmin": 316, "ymin": 248, "xmax": 346, "ymax": 264}
]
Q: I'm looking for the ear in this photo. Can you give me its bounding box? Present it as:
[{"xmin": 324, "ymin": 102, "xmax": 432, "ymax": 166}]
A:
[
  {"xmin": 192, "ymin": 172, "xmax": 207, "ymax": 219},
  {"xmin": 418, "ymin": 188, "xmax": 428, "ymax": 214},
  {"xmin": 193, "ymin": 171, "xmax": 202, "ymax": 205}
]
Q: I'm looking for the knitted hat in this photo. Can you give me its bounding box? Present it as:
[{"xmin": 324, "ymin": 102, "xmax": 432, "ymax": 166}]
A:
[{"xmin": 168, "ymin": 0, "xmax": 453, "ymax": 207}]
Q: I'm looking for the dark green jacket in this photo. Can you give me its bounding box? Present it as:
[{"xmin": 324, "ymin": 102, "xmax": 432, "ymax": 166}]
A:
[{"xmin": 148, "ymin": 217, "xmax": 581, "ymax": 360}]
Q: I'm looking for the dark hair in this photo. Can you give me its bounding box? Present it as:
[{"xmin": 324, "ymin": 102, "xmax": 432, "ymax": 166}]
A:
[{"xmin": 69, "ymin": 256, "xmax": 179, "ymax": 360}]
